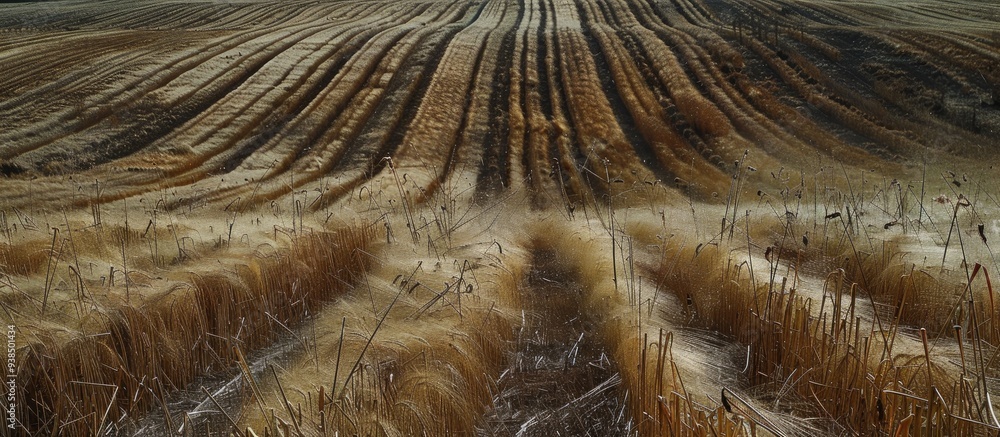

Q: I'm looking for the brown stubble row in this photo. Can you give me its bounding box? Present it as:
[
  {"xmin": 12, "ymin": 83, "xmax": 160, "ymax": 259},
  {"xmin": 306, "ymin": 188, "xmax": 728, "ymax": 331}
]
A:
[
  {"xmin": 229, "ymin": 198, "xmax": 526, "ymax": 435},
  {"xmin": 384, "ymin": 0, "xmax": 511, "ymax": 204},
  {"xmin": 4, "ymin": 222, "xmax": 374, "ymax": 435},
  {"xmin": 578, "ymin": 0, "xmax": 730, "ymax": 197},
  {"xmin": 644, "ymin": 207, "xmax": 1000, "ymax": 434}
]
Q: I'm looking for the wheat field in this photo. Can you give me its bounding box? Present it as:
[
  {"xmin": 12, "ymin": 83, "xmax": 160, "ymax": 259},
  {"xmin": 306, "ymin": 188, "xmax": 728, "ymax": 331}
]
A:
[{"xmin": 1, "ymin": 0, "xmax": 999, "ymax": 435}]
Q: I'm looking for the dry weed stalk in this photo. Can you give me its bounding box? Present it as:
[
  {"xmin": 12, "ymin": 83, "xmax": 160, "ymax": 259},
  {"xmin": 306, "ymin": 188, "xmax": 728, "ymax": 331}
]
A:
[{"xmin": 17, "ymin": 226, "xmax": 374, "ymax": 434}]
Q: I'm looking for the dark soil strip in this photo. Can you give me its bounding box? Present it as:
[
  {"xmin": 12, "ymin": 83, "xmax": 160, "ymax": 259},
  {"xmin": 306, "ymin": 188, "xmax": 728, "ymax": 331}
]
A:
[
  {"xmin": 535, "ymin": 2, "xmax": 554, "ymax": 124},
  {"xmin": 513, "ymin": 4, "xmax": 530, "ymax": 181},
  {"xmin": 475, "ymin": 6, "xmax": 522, "ymax": 201},
  {"xmin": 479, "ymin": 248, "xmax": 629, "ymax": 436}
]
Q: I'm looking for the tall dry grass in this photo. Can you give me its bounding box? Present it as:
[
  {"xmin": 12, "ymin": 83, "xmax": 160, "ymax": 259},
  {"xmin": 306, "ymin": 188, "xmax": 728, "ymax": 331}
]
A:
[
  {"xmin": 0, "ymin": 240, "xmax": 49, "ymax": 277},
  {"xmin": 15, "ymin": 224, "xmax": 374, "ymax": 435},
  {"xmin": 521, "ymin": 215, "xmax": 791, "ymax": 435},
  {"xmin": 239, "ymin": 201, "xmax": 523, "ymax": 436},
  {"xmin": 644, "ymin": 207, "xmax": 1000, "ymax": 434}
]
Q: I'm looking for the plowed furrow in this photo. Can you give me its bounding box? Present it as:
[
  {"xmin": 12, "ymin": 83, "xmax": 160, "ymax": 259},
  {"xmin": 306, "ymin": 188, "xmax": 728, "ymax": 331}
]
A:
[
  {"xmin": 186, "ymin": 4, "xmax": 457, "ymax": 208},
  {"xmin": 131, "ymin": 4, "xmax": 404, "ymax": 170},
  {"xmin": 62, "ymin": 4, "xmax": 409, "ymax": 205},
  {"xmin": 475, "ymin": 2, "xmax": 524, "ymax": 200},
  {"xmin": 0, "ymin": 17, "xmax": 342, "ymax": 167},
  {"xmin": 308, "ymin": 6, "xmax": 476, "ymax": 209},
  {"xmin": 361, "ymin": 0, "xmax": 509, "ymax": 203},
  {"xmin": 89, "ymin": 3, "xmax": 194, "ymax": 29},
  {"xmin": 676, "ymin": 38, "xmax": 839, "ymax": 163}
]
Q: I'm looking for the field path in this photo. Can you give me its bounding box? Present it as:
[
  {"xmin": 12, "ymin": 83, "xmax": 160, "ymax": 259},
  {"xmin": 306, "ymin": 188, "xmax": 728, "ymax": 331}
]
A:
[{"xmin": 481, "ymin": 247, "xmax": 629, "ymax": 435}]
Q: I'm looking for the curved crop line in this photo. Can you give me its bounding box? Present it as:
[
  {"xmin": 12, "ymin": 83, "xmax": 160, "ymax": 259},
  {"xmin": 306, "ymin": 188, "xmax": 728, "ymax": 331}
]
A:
[
  {"xmin": 306, "ymin": 19, "xmax": 473, "ymax": 209},
  {"xmin": 0, "ymin": 9, "xmax": 348, "ymax": 167},
  {"xmin": 0, "ymin": 30, "xmax": 143, "ymax": 96},
  {"xmin": 0, "ymin": 33, "xmax": 200, "ymax": 117},
  {"xmin": 350, "ymin": 0, "xmax": 510, "ymax": 205},
  {"xmin": 69, "ymin": 4, "xmax": 418, "ymax": 206},
  {"xmin": 177, "ymin": 2, "xmax": 468, "ymax": 210},
  {"xmin": 214, "ymin": 11, "xmax": 447, "ymax": 205},
  {"xmin": 0, "ymin": 27, "xmax": 291, "ymax": 158},
  {"xmin": 577, "ymin": 0, "xmax": 727, "ymax": 196}
]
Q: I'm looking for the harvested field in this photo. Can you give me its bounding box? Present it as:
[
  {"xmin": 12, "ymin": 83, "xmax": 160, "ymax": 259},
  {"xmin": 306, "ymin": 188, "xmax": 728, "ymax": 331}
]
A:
[{"xmin": 1, "ymin": 0, "xmax": 1000, "ymax": 435}]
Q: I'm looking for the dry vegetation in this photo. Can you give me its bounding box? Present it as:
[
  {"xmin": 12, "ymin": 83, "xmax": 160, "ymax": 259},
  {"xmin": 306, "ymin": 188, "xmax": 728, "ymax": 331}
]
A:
[{"xmin": 1, "ymin": 0, "xmax": 1000, "ymax": 435}]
